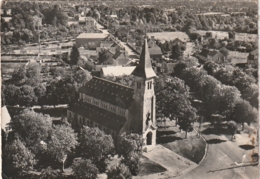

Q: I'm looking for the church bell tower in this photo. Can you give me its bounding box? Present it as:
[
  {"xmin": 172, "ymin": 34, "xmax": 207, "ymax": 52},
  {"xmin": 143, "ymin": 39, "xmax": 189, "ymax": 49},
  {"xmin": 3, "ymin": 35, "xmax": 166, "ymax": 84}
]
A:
[{"xmin": 131, "ymin": 38, "xmax": 157, "ymax": 146}]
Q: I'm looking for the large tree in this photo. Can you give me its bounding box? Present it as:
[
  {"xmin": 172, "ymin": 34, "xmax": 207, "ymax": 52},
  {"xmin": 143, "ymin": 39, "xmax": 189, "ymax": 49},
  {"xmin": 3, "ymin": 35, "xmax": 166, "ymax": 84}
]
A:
[
  {"xmin": 233, "ymin": 100, "xmax": 258, "ymax": 130},
  {"xmin": 47, "ymin": 124, "xmax": 78, "ymax": 172},
  {"xmin": 155, "ymin": 74, "xmax": 197, "ymax": 124},
  {"xmin": 79, "ymin": 127, "xmax": 115, "ymax": 172},
  {"xmin": 70, "ymin": 44, "xmax": 80, "ymax": 68},
  {"xmin": 119, "ymin": 133, "xmax": 142, "ymax": 176},
  {"xmin": 71, "ymin": 159, "xmax": 98, "ymax": 179},
  {"xmin": 3, "ymin": 138, "xmax": 36, "ymax": 177},
  {"xmin": 107, "ymin": 163, "xmax": 132, "ymax": 179},
  {"xmin": 9, "ymin": 109, "xmax": 53, "ymax": 155}
]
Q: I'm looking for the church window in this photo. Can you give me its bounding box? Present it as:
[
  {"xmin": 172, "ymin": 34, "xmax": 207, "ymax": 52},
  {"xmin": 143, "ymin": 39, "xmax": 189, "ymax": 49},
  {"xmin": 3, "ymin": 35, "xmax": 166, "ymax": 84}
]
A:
[
  {"xmin": 147, "ymin": 81, "xmax": 152, "ymax": 90},
  {"xmin": 137, "ymin": 82, "xmax": 141, "ymax": 89}
]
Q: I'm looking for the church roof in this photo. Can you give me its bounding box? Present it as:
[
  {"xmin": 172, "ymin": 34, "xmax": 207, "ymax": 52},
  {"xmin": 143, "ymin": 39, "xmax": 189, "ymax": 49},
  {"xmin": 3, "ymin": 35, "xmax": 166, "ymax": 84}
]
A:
[
  {"xmin": 78, "ymin": 77, "xmax": 134, "ymax": 109},
  {"xmin": 131, "ymin": 38, "xmax": 157, "ymax": 79},
  {"xmin": 69, "ymin": 102, "xmax": 126, "ymax": 132}
]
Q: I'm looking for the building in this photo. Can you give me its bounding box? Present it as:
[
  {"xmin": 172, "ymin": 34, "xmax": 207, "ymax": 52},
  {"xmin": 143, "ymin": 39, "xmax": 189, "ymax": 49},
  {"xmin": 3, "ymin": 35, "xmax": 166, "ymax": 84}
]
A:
[
  {"xmin": 197, "ymin": 49, "xmax": 226, "ymax": 64},
  {"xmin": 2, "ymin": 106, "xmax": 11, "ymax": 132},
  {"xmin": 148, "ymin": 37, "xmax": 163, "ymax": 59},
  {"xmin": 100, "ymin": 66, "xmax": 136, "ymax": 77},
  {"xmin": 122, "ymin": 13, "xmax": 131, "ymax": 23},
  {"xmin": 76, "ymin": 33, "xmax": 109, "ymax": 49},
  {"xmin": 79, "ymin": 17, "xmax": 97, "ymax": 28},
  {"xmin": 113, "ymin": 50, "xmax": 129, "ymax": 65},
  {"xmin": 248, "ymin": 49, "xmax": 258, "ymax": 67},
  {"xmin": 85, "ymin": 17, "xmax": 97, "ymax": 28},
  {"xmin": 67, "ymin": 38, "xmax": 157, "ymax": 148}
]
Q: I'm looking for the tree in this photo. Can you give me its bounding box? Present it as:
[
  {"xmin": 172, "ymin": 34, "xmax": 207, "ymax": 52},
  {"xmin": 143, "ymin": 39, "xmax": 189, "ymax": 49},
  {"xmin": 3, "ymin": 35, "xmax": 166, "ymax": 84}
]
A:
[
  {"xmin": 79, "ymin": 127, "xmax": 115, "ymax": 172},
  {"xmin": 3, "ymin": 85, "xmax": 21, "ymax": 105},
  {"xmin": 70, "ymin": 45, "xmax": 80, "ymax": 68},
  {"xmin": 3, "ymin": 138, "xmax": 36, "ymax": 176},
  {"xmin": 9, "ymin": 109, "xmax": 53, "ymax": 155},
  {"xmin": 25, "ymin": 62, "xmax": 42, "ymax": 87},
  {"xmin": 71, "ymin": 159, "xmax": 98, "ymax": 179},
  {"xmin": 233, "ymin": 100, "xmax": 257, "ymax": 130},
  {"xmin": 47, "ymin": 124, "xmax": 78, "ymax": 172},
  {"xmin": 19, "ymin": 85, "xmax": 38, "ymax": 106},
  {"xmin": 119, "ymin": 133, "xmax": 142, "ymax": 176},
  {"xmin": 171, "ymin": 42, "xmax": 186, "ymax": 60},
  {"xmin": 12, "ymin": 66, "xmax": 26, "ymax": 85},
  {"xmin": 103, "ymin": 75, "xmax": 135, "ymax": 88},
  {"xmin": 98, "ymin": 48, "xmax": 112, "ymax": 64},
  {"xmin": 34, "ymin": 84, "xmax": 46, "ymax": 105},
  {"xmin": 121, "ymin": 152, "xmax": 141, "ymax": 176},
  {"xmin": 107, "ymin": 163, "xmax": 132, "ymax": 179},
  {"xmin": 155, "ymin": 75, "xmax": 196, "ymax": 124},
  {"xmin": 40, "ymin": 167, "xmax": 62, "ymax": 179}
]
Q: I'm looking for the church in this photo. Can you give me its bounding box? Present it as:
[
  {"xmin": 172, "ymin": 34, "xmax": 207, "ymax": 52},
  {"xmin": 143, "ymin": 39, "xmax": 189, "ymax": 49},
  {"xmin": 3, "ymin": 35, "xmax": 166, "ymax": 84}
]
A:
[{"xmin": 67, "ymin": 38, "xmax": 157, "ymax": 147}]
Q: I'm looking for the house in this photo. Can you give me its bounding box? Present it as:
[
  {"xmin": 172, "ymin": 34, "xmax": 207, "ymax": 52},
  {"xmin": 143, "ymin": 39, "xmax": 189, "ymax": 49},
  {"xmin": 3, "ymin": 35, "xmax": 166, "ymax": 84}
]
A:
[
  {"xmin": 100, "ymin": 66, "xmax": 136, "ymax": 77},
  {"xmin": 79, "ymin": 17, "xmax": 97, "ymax": 28},
  {"xmin": 229, "ymin": 51, "xmax": 248, "ymax": 66},
  {"xmin": 248, "ymin": 49, "xmax": 258, "ymax": 67},
  {"xmin": 2, "ymin": 106, "xmax": 11, "ymax": 132},
  {"xmin": 147, "ymin": 37, "xmax": 163, "ymax": 59},
  {"xmin": 109, "ymin": 20, "xmax": 120, "ymax": 29},
  {"xmin": 85, "ymin": 17, "xmax": 97, "ymax": 29},
  {"xmin": 113, "ymin": 50, "xmax": 129, "ymax": 65},
  {"xmin": 160, "ymin": 62, "xmax": 177, "ymax": 74},
  {"xmin": 67, "ymin": 38, "xmax": 157, "ymax": 148},
  {"xmin": 76, "ymin": 33, "xmax": 109, "ymax": 49},
  {"xmin": 197, "ymin": 49, "xmax": 226, "ymax": 64},
  {"xmin": 122, "ymin": 13, "xmax": 131, "ymax": 23}
]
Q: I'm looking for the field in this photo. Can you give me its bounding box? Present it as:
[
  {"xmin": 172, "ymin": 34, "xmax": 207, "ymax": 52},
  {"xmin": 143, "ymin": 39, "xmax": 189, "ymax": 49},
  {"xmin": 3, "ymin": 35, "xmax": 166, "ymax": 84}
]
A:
[
  {"xmin": 147, "ymin": 32, "xmax": 190, "ymax": 42},
  {"xmin": 197, "ymin": 30, "xmax": 257, "ymax": 42}
]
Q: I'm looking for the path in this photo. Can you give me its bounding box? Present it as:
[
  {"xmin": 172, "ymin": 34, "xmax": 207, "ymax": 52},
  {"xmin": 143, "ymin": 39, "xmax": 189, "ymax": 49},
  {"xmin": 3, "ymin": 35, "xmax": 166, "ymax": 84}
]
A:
[
  {"xmin": 173, "ymin": 133, "xmax": 258, "ymax": 179},
  {"xmin": 136, "ymin": 145, "xmax": 197, "ymax": 179}
]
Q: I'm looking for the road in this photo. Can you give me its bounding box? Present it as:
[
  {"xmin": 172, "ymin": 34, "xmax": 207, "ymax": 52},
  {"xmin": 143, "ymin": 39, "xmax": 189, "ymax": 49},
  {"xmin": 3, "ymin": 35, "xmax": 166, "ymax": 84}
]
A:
[
  {"xmin": 96, "ymin": 22, "xmax": 139, "ymax": 58},
  {"xmin": 174, "ymin": 131, "xmax": 258, "ymax": 179}
]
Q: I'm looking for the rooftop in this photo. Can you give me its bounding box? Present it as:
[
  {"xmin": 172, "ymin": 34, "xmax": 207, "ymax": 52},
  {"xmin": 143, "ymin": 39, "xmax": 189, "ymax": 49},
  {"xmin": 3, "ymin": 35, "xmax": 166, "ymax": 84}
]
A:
[
  {"xmin": 77, "ymin": 33, "xmax": 109, "ymax": 39},
  {"xmin": 68, "ymin": 101, "xmax": 126, "ymax": 132},
  {"xmin": 78, "ymin": 76, "xmax": 134, "ymax": 109},
  {"xmin": 101, "ymin": 66, "xmax": 136, "ymax": 77}
]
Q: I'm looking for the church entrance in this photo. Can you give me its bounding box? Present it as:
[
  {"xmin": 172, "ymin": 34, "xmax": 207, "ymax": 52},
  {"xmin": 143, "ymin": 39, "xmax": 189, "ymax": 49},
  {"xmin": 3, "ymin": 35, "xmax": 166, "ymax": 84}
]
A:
[{"xmin": 146, "ymin": 132, "xmax": 153, "ymax": 145}]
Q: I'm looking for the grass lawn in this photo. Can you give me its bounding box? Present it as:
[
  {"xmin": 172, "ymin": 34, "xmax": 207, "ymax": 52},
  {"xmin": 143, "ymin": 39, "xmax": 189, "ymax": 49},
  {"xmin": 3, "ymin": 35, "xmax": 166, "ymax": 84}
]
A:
[
  {"xmin": 138, "ymin": 155, "xmax": 167, "ymax": 176},
  {"xmin": 162, "ymin": 135, "xmax": 206, "ymax": 164}
]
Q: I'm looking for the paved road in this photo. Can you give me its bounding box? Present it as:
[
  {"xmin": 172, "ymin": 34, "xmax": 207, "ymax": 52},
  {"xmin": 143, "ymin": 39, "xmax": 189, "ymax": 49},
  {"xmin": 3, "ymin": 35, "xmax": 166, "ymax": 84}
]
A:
[{"xmin": 174, "ymin": 133, "xmax": 258, "ymax": 179}]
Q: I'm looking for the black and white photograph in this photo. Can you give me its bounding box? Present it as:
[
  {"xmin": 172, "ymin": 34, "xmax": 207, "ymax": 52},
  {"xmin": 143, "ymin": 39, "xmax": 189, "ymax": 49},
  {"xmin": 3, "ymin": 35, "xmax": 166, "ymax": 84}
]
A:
[{"xmin": 1, "ymin": 0, "xmax": 259, "ymax": 178}]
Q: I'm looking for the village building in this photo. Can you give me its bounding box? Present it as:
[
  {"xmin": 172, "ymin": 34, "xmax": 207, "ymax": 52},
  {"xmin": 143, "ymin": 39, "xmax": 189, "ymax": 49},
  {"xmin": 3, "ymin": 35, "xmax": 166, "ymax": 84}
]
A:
[
  {"xmin": 67, "ymin": 38, "xmax": 157, "ymax": 148},
  {"xmin": 197, "ymin": 49, "xmax": 226, "ymax": 64},
  {"xmin": 122, "ymin": 13, "xmax": 131, "ymax": 23},
  {"xmin": 148, "ymin": 37, "xmax": 163, "ymax": 59},
  {"xmin": 76, "ymin": 33, "xmax": 109, "ymax": 49},
  {"xmin": 247, "ymin": 49, "xmax": 258, "ymax": 67}
]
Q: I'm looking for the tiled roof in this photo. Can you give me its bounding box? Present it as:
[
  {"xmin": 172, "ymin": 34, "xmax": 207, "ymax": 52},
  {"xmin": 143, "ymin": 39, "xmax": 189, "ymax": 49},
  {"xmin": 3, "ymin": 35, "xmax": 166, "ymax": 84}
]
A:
[
  {"xmin": 249, "ymin": 49, "xmax": 258, "ymax": 56},
  {"xmin": 68, "ymin": 102, "xmax": 126, "ymax": 132},
  {"xmin": 78, "ymin": 77, "xmax": 134, "ymax": 108}
]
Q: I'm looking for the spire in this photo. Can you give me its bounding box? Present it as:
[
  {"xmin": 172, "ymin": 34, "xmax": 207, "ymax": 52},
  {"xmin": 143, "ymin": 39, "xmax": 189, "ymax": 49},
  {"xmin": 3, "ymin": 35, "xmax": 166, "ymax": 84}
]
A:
[{"xmin": 131, "ymin": 38, "xmax": 156, "ymax": 79}]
